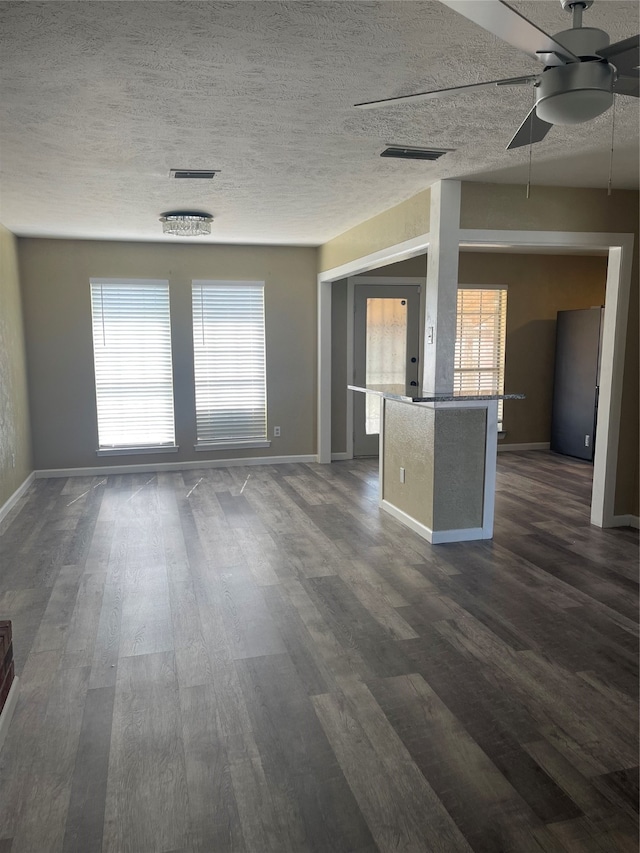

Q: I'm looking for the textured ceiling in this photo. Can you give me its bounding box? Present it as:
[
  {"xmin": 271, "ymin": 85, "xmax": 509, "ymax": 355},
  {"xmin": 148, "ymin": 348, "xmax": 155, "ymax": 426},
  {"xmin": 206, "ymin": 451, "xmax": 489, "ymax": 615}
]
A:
[{"xmin": 0, "ymin": 0, "xmax": 638, "ymax": 245}]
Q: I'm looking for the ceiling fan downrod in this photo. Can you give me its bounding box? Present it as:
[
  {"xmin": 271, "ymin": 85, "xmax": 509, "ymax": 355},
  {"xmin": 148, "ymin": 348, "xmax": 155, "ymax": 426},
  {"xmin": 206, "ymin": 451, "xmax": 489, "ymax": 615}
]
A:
[
  {"xmin": 561, "ymin": 0, "xmax": 593, "ymax": 31},
  {"xmin": 556, "ymin": 0, "xmax": 608, "ymax": 57}
]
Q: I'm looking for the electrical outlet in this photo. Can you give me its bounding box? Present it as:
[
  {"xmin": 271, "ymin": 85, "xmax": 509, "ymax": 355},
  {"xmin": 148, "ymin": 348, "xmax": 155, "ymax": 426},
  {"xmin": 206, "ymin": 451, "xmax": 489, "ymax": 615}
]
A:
[
  {"xmin": 585, "ymin": 435, "xmax": 590, "ymax": 447},
  {"xmin": 273, "ymin": 426, "xmax": 281, "ymax": 437},
  {"xmin": 400, "ymin": 467, "xmax": 405, "ymax": 483}
]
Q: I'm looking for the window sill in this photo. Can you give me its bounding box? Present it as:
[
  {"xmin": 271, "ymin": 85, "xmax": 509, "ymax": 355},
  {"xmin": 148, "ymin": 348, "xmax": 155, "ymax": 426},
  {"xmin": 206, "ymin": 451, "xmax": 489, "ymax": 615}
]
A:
[
  {"xmin": 194, "ymin": 440, "xmax": 271, "ymax": 451},
  {"xmin": 97, "ymin": 445, "xmax": 180, "ymax": 457}
]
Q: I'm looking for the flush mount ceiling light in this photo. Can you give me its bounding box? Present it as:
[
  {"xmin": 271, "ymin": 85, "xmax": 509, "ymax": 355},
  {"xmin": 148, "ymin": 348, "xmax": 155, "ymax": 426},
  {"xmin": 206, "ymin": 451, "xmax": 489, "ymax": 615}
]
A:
[{"xmin": 160, "ymin": 211, "xmax": 213, "ymax": 236}]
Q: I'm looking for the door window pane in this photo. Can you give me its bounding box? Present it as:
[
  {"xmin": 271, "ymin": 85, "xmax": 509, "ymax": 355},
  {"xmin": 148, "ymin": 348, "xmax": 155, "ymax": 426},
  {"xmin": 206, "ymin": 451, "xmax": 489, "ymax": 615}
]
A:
[{"xmin": 365, "ymin": 297, "xmax": 407, "ymax": 434}]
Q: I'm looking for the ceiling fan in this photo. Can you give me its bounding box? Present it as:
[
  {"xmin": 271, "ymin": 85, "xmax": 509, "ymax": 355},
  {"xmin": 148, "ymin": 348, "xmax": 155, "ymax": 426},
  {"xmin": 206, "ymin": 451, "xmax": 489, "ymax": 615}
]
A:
[{"xmin": 356, "ymin": 0, "xmax": 639, "ymax": 149}]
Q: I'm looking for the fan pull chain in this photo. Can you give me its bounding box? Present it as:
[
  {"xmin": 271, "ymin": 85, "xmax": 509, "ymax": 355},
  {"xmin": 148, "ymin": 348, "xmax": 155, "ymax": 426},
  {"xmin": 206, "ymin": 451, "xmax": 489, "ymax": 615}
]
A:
[
  {"xmin": 607, "ymin": 94, "xmax": 616, "ymax": 197},
  {"xmin": 526, "ymin": 86, "xmax": 535, "ymax": 199}
]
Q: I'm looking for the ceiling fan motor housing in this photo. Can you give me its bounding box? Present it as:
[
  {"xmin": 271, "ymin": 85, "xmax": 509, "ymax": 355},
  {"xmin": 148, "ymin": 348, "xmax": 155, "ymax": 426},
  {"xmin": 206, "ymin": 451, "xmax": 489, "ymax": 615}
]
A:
[
  {"xmin": 554, "ymin": 26, "xmax": 610, "ymax": 56},
  {"xmin": 536, "ymin": 28, "xmax": 613, "ymax": 126}
]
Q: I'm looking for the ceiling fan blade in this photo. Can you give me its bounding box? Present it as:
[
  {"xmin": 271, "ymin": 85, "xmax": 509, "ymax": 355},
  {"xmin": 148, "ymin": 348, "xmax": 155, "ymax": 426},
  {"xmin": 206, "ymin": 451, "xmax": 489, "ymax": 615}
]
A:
[
  {"xmin": 440, "ymin": 0, "xmax": 579, "ymax": 64},
  {"xmin": 506, "ymin": 106, "xmax": 553, "ymax": 150},
  {"xmin": 355, "ymin": 75, "xmax": 537, "ymax": 109},
  {"xmin": 597, "ymin": 34, "xmax": 640, "ymax": 77},
  {"xmin": 613, "ymin": 74, "xmax": 640, "ymax": 98}
]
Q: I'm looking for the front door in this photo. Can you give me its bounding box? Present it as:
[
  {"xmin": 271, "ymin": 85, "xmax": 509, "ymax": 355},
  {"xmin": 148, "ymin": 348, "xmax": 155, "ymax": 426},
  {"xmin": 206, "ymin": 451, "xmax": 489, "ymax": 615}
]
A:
[{"xmin": 353, "ymin": 284, "xmax": 420, "ymax": 456}]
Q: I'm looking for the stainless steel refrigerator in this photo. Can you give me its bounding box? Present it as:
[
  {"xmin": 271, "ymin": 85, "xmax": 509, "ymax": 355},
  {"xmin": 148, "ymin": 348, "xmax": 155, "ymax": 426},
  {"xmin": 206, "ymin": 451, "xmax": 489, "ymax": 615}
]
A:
[{"xmin": 550, "ymin": 307, "xmax": 604, "ymax": 462}]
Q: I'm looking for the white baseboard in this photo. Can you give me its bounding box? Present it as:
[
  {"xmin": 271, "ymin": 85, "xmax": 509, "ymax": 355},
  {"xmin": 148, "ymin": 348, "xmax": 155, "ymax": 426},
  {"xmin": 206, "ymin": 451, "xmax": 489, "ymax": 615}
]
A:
[
  {"xmin": 330, "ymin": 452, "xmax": 352, "ymax": 461},
  {"xmin": 497, "ymin": 442, "xmax": 550, "ymax": 453},
  {"xmin": 610, "ymin": 514, "xmax": 640, "ymax": 530},
  {"xmin": 431, "ymin": 526, "xmax": 488, "ymax": 544},
  {"xmin": 380, "ymin": 499, "xmax": 489, "ymax": 544},
  {"xmin": 0, "ymin": 472, "xmax": 35, "ymax": 524},
  {"xmin": 0, "ymin": 677, "xmax": 19, "ymax": 756},
  {"xmin": 381, "ymin": 499, "xmax": 434, "ymax": 541},
  {"xmin": 35, "ymin": 454, "xmax": 317, "ymax": 479}
]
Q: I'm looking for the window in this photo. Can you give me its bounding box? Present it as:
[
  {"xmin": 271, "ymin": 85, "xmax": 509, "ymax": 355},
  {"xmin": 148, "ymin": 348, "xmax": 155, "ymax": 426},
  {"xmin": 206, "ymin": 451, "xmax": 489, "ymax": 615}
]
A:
[
  {"xmin": 192, "ymin": 281, "xmax": 267, "ymax": 447},
  {"xmin": 90, "ymin": 279, "xmax": 176, "ymax": 451},
  {"xmin": 454, "ymin": 287, "xmax": 508, "ymax": 426}
]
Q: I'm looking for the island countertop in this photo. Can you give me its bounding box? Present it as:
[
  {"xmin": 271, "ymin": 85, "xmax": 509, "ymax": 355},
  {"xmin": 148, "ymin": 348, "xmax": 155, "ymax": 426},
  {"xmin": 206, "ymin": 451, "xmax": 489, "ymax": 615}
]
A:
[{"xmin": 348, "ymin": 383, "xmax": 525, "ymax": 403}]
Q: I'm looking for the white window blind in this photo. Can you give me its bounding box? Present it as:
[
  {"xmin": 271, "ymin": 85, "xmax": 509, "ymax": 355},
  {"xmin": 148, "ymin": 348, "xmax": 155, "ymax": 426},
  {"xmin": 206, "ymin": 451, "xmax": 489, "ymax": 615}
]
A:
[
  {"xmin": 192, "ymin": 281, "xmax": 267, "ymax": 445},
  {"xmin": 454, "ymin": 288, "xmax": 508, "ymax": 425},
  {"xmin": 90, "ymin": 280, "xmax": 176, "ymax": 449}
]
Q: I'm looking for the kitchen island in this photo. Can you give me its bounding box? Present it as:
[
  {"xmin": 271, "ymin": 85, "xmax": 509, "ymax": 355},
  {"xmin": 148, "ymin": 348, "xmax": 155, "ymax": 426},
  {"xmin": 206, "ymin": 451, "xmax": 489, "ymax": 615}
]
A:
[{"xmin": 349, "ymin": 385, "xmax": 524, "ymax": 544}]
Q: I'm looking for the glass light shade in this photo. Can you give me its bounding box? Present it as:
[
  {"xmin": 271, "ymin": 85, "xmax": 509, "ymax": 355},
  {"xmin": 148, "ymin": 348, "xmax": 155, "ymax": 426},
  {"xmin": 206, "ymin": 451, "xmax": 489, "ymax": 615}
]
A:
[
  {"xmin": 160, "ymin": 212, "xmax": 213, "ymax": 236},
  {"xmin": 536, "ymin": 89, "xmax": 613, "ymax": 125}
]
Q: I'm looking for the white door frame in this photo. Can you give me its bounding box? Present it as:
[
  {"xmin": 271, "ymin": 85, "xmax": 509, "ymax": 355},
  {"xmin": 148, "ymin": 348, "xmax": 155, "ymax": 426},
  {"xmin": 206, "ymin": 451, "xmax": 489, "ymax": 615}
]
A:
[
  {"xmin": 317, "ymin": 228, "xmax": 634, "ymax": 529},
  {"xmin": 317, "ymin": 234, "xmax": 431, "ymax": 466},
  {"xmin": 346, "ymin": 276, "xmax": 425, "ymax": 460}
]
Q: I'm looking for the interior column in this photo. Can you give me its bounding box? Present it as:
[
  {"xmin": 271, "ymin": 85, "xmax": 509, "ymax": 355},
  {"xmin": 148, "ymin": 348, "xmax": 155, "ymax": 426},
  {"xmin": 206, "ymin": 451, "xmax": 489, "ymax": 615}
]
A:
[{"xmin": 422, "ymin": 180, "xmax": 461, "ymax": 392}]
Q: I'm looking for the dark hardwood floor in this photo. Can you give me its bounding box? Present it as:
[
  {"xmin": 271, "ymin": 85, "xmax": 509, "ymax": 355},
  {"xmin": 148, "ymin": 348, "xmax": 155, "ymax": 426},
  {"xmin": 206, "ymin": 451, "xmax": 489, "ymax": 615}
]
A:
[{"xmin": 0, "ymin": 451, "xmax": 637, "ymax": 852}]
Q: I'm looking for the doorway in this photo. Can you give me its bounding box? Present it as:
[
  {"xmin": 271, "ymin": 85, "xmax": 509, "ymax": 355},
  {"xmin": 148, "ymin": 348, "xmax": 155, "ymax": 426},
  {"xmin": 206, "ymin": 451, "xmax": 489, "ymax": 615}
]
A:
[
  {"xmin": 318, "ymin": 228, "xmax": 633, "ymax": 529},
  {"xmin": 353, "ymin": 283, "xmax": 420, "ymax": 456}
]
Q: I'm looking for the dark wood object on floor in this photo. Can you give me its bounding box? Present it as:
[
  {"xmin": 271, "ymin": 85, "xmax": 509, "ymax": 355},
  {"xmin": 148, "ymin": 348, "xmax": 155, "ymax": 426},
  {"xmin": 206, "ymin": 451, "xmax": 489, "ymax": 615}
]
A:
[{"xmin": 0, "ymin": 452, "xmax": 637, "ymax": 852}]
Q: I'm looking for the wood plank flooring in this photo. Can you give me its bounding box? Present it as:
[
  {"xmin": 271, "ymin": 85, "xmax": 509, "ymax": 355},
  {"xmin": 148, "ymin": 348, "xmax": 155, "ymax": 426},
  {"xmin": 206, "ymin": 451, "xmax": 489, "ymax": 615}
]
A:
[{"xmin": 0, "ymin": 451, "xmax": 637, "ymax": 852}]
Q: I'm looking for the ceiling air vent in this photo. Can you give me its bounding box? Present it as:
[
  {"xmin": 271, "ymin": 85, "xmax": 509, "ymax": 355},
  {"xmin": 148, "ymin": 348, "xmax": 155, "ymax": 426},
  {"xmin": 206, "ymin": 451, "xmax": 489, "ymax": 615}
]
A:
[
  {"xmin": 170, "ymin": 169, "xmax": 220, "ymax": 179},
  {"xmin": 380, "ymin": 147, "xmax": 452, "ymax": 161}
]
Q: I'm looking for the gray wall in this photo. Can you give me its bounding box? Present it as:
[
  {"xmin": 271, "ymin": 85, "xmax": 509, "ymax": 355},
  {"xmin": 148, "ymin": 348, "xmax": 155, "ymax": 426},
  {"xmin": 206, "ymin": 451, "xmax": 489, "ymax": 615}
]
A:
[
  {"xmin": 0, "ymin": 225, "xmax": 32, "ymax": 505},
  {"xmin": 18, "ymin": 238, "xmax": 318, "ymax": 470}
]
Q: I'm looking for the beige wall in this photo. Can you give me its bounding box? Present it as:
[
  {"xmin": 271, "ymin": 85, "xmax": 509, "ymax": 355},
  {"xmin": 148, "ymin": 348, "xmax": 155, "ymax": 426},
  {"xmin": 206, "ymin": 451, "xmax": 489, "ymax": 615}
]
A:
[
  {"xmin": 618, "ymin": 276, "xmax": 639, "ymax": 517},
  {"xmin": 433, "ymin": 407, "xmax": 486, "ymax": 531},
  {"xmin": 458, "ymin": 252, "xmax": 608, "ymax": 446},
  {"xmin": 18, "ymin": 239, "xmax": 317, "ymax": 470},
  {"xmin": 459, "ymin": 183, "xmax": 639, "ymax": 518},
  {"xmin": 460, "ymin": 183, "xmax": 639, "ymax": 234},
  {"xmin": 355, "ymin": 257, "xmax": 427, "ymax": 279},
  {"xmin": 0, "ymin": 226, "xmax": 32, "ymax": 505},
  {"xmin": 321, "ymin": 181, "xmax": 637, "ymax": 516},
  {"xmin": 383, "ymin": 400, "xmax": 435, "ymax": 529},
  {"xmin": 318, "ymin": 189, "xmax": 430, "ymax": 273},
  {"xmin": 382, "ymin": 400, "xmax": 486, "ymax": 532}
]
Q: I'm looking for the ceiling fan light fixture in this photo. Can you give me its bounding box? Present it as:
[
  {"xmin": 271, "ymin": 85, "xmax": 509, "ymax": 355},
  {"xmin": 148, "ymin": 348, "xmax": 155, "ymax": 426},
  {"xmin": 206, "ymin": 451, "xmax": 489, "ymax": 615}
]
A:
[
  {"xmin": 537, "ymin": 88, "xmax": 613, "ymax": 124},
  {"xmin": 160, "ymin": 211, "xmax": 213, "ymax": 236},
  {"xmin": 535, "ymin": 60, "xmax": 614, "ymax": 124}
]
